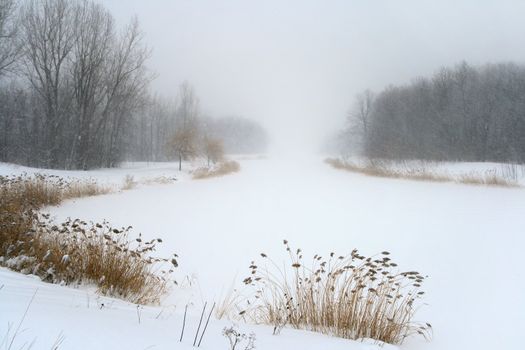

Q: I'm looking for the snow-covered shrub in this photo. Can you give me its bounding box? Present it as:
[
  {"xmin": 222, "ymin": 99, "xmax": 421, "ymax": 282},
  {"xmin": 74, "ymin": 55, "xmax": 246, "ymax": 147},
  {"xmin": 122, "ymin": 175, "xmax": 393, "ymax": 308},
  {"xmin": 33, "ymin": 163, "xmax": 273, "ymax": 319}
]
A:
[{"xmin": 239, "ymin": 240, "xmax": 432, "ymax": 345}]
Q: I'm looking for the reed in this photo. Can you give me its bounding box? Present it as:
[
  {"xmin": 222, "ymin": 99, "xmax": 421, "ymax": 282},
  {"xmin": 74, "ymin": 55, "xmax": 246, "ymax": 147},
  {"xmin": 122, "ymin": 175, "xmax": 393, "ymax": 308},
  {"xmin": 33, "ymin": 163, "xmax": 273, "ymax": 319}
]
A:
[
  {"xmin": 0, "ymin": 174, "xmax": 175, "ymax": 305},
  {"xmin": 325, "ymin": 157, "xmax": 519, "ymax": 187},
  {"xmin": 239, "ymin": 241, "xmax": 431, "ymax": 345}
]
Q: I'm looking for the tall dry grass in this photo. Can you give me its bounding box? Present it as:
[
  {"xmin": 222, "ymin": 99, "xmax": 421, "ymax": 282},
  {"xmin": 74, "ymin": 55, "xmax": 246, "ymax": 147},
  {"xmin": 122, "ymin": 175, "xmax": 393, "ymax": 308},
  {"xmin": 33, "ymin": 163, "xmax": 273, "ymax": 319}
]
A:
[
  {"xmin": 0, "ymin": 174, "xmax": 176, "ymax": 304},
  {"xmin": 239, "ymin": 241, "xmax": 431, "ymax": 345},
  {"xmin": 121, "ymin": 174, "xmax": 137, "ymax": 190},
  {"xmin": 1, "ymin": 174, "xmax": 111, "ymax": 258},
  {"xmin": 28, "ymin": 218, "xmax": 172, "ymax": 304},
  {"xmin": 215, "ymin": 281, "xmax": 245, "ymax": 320},
  {"xmin": 456, "ymin": 171, "xmax": 518, "ymax": 186},
  {"xmin": 325, "ymin": 157, "xmax": 519, "ymax": 187},
  {"xmin": 193, "ymin": 160, "xmax": 240, "ymax": 180},
  {"xmin": 121, "ymin": 174, "xmax": 178, "ymax": 190},
  {"xmin": 0, "ymin": 173, "xmax": 111, "ymax": 207}
]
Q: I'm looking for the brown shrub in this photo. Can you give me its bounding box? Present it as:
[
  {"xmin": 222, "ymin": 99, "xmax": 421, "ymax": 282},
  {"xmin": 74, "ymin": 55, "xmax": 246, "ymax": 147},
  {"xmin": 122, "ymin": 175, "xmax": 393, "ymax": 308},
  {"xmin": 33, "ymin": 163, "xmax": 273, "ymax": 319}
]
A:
[{"xmin": 193, "ymin": 160, "xmax": 240, "ymax": 180}]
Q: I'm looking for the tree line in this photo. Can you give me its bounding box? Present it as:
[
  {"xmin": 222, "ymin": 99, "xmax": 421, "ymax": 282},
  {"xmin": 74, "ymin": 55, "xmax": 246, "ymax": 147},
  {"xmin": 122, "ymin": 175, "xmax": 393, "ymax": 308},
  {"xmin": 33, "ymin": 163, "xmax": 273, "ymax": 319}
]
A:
[
  {"xmin": 0, "ymin": 0, "xmax": 267, "ymax": 170},
  {"xmin": 342, "ymin": 62, "xmax": 525, "ymax": 163}
]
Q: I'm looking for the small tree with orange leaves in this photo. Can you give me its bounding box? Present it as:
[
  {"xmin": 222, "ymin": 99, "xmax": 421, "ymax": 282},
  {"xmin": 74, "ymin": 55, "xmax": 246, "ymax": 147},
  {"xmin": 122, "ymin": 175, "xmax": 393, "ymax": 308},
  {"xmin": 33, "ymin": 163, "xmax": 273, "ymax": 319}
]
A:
[
  {"xmin": 203, "ymin": 137, "xmax": 224, "ymax": 167},
  {"xmin": 168, "ymin": 128, "xmax": 198, "ymax": 171}
]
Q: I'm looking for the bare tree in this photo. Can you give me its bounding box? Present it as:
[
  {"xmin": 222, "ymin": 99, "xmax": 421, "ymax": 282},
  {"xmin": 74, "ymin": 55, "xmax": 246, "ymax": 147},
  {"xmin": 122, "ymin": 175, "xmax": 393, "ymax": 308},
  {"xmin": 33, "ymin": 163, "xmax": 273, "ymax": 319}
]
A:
[
  {"xmin": 176, "ymin": 81, "xmax": 199, "ymax": 127},
  {"xmin": 166, "ymin": 82, "xmax": 200, "ymax": 170},
  {"xmin": 99, "ymin": 16, "xmax": 151, "ymax": 168},
  {"xmin": 346, "ymin": 89, "xmax": 374, "ymax": 154},
  {"xmin": 351, "ymin": 89, "xmax": 374, "ymax": 139},
  {"xmin": 20, "ymin": 0, "xmax": 77, "ymax": 167},
  {"xmin": 68, "ymin": 0, "xmax": 114, "ymax": 169},
  {"xmin": 0, "ymin": 0, "xmax": 19, "ymax": 76}
]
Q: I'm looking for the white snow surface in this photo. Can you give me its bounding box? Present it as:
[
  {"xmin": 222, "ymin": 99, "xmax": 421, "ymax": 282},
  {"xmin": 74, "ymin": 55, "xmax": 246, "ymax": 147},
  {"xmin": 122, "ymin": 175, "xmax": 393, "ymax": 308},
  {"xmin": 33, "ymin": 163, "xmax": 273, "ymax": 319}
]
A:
[{"xmin": 1, "ymin": 155, "xmax": 524, "ymax": 350}]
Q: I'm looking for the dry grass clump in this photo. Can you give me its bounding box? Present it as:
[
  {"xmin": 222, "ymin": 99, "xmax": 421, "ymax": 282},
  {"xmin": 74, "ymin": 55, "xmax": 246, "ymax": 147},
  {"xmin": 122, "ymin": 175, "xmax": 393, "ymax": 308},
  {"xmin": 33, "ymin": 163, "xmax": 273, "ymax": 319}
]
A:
[
  {"xmin": 20, "ymin": 218, "xmax": 174, "ymax": 304},
  {"xmin": 325, "ymin": 158, "xmax": 448, "ymax": 182},
  {"xmin": 0, "ymin": 173, "xmax": 112, "ymax": 270},
  {"xmin": 121, "ymin": 174, "xmax": 177, "ymax": 190},
  {"xmin": 215, "ymin": 282, "xmax": 245, "ymax": 320},
  {"xmin": 0, "ymin": 173, "xmax": 111, "ymax": 208},
  {"xmin": 62, "ymin": 179, "xmax": 112, "ymax": 199},
  {"xmin": 193, "ymin": 160, "xmax": 240, "ymax": 180},
  {"xmin": 140, "ymin": 175, "xmax": 177, "ymax": 186},
  {"xmin": 325, "ymin": 157, "xmax": 519, "ymax": 187},
  {"xmin": 239, "ymin": 241, "xmax": 431, "ymax": 345},
  {"xmin": 457, "ymin": 171, "xmax": 520, "ymax": 187},
  {"xmin": 0, "ymin": 174, "xmax": 176, "ymax": 304},
  {"xmin": 122, "ymin": 174, "xmax": 137, "ymax": 190}
]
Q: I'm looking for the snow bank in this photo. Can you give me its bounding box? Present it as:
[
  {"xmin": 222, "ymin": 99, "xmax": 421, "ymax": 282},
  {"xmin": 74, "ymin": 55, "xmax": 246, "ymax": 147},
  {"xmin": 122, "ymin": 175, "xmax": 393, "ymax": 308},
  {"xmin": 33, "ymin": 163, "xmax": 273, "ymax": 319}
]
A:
[{"xmin": 0, "ymin": 268, "xmax": 392, "ymax": 350}]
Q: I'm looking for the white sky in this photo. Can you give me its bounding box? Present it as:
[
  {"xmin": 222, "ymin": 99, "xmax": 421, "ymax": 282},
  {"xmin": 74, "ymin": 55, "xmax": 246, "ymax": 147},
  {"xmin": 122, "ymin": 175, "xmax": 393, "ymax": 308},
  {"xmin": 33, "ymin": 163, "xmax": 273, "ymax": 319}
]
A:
[{"xmin": 101, "ymin": 0, "xmax": 525, "ymax": 153}]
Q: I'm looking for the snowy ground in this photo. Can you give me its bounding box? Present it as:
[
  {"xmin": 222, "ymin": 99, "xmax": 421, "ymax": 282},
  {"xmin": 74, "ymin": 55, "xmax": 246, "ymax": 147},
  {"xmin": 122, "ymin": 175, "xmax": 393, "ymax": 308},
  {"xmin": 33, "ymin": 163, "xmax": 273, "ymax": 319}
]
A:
[
  {"xmin": 1, "ymin": 268, "xmax": 392, "ymax": 350},
  {"xmin": 1, "ymin": 155, "xmax": 524, "ymax": 349}
]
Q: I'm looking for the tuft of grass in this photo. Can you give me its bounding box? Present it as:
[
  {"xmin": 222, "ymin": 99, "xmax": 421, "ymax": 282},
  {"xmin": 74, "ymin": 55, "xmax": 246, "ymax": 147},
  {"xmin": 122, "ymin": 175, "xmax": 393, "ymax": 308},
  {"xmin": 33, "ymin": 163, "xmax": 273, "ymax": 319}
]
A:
[
  {"xmin": 325, "ymin": 157, "xmax": 519, "ymax": 187},
  {"xmin": 193, "ymin": 160, "xmax": 240, "ymax": 180},
  {"xmin": 140, "ymin": 175, "xmax": 177, "ymax": 186},
  {"xmin": 0, "ymin": 174, "xmax": 176, "ymax": 305},
  {"xmin": 122, "ymin": 174, "xmax": 178, "ymax": 190},
  {"xmin": 121, "ymin": 174, "xmax": 137, "ymax": 190},
  {"xmin": 237, "ymin": 241, "xmax": 431, "ymax": 345},
  {"xmin": 215, "ymin": 280, "xmax": 245, "ymax": 320},
  {"xmin": 457, "ymin": 171, "xmax": 519, "ymax": 187}
]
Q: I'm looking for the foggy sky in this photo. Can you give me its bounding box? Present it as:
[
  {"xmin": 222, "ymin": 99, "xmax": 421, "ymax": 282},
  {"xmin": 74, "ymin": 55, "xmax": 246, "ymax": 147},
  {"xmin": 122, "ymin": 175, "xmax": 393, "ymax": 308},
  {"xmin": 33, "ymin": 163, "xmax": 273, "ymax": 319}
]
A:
[{"xmin": 101, "ymin": 0, "xmax": 525, "ymax": 153}]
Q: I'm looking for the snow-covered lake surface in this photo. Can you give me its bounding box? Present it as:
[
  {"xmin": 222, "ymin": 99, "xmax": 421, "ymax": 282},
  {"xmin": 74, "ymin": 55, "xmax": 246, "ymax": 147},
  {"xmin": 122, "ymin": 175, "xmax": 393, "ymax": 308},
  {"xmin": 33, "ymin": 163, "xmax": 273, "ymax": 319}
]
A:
[{"xmin": 1, "ymin": 156, "xmax": 524, "ymax": 350}]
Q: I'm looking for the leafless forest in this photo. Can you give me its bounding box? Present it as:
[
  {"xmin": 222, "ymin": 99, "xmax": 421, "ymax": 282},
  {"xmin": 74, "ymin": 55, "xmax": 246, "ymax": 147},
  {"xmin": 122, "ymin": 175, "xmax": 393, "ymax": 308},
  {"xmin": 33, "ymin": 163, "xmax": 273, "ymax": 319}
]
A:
[
  {"xmin": 0, "ymin": 0, "xmax": 267, "ymax": 170},
  {"xmin": 337, "ymin": 62, "xmax": 525, "ymax": 163}
]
